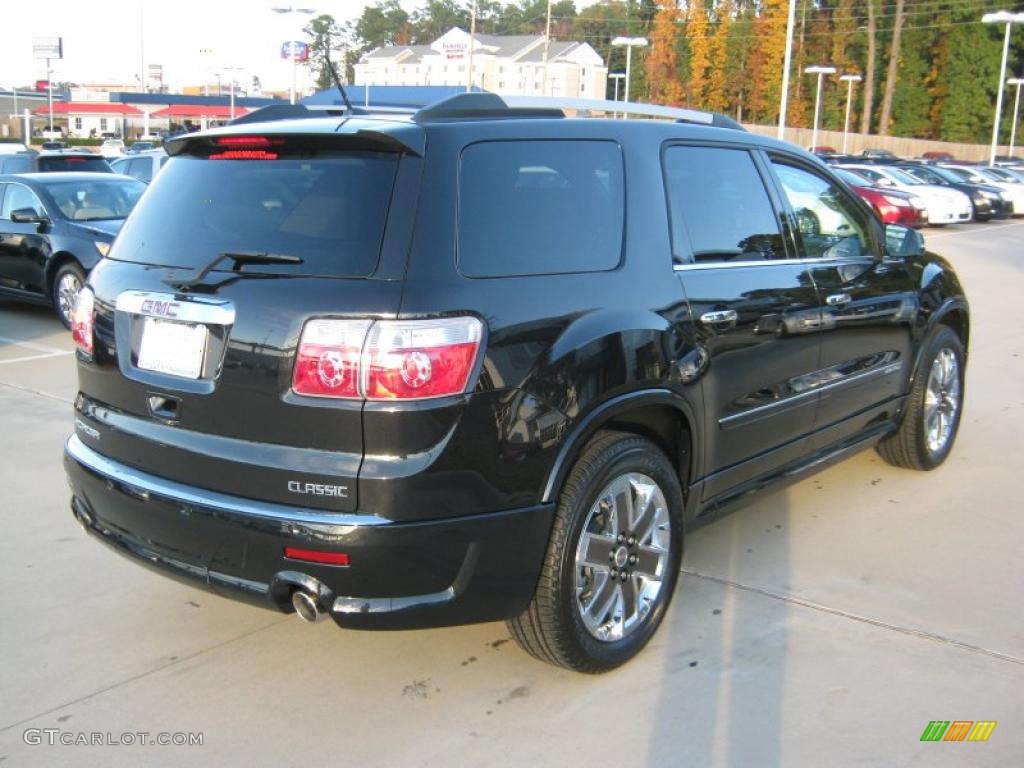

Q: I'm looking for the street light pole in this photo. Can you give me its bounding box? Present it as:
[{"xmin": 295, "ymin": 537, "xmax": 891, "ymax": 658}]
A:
[
  {"xmin": 778, "ymin": 0, "xmax": 797, "ymax": 139},
  {"xmin": 839, "ymin": 73, "xmax": 862, "ymax": 154},
  {"xmin": 611, "ymin": 37, "xmax": 648, "ymax": 107},
  {"xmin": 1008, "ymin": 77, "xmax": 1024, "ymax": 158},
  {"xmin": 609, "ymin": 72, "xmax": 625, "ymax": 118},
  {"xmin": 272, "ymin": 6, "xmax": 317, "ymax": 105},
  {"xmin": 804, "ymin": 65, "xmax": 836, "ymax": 152},
  {"xmin": 982, "ymin": 12, "xmax": 1024, "ymax": 166}
]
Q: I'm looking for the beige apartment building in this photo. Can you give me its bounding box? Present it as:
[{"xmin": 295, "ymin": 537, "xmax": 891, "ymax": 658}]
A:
[{"xmin": 354, "ymin": 27, "xmax": 608, "ymax": 100}]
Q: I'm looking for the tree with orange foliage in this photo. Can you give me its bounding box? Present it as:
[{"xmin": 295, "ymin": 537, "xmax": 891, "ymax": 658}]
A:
[
  {"xmin": 646, "ymin": 0, "xmax": 684, "ymax": 106},
  {"xmin": 745, "ymin": 0, "xmax": 788, "ymax": 124},
  {"xmin": 686, "ymin": 0, "xmax": 710, "ymax": 106},
  {"xmin": 704, "ymin": 0, "xmax": 732, "ymax": 112}
]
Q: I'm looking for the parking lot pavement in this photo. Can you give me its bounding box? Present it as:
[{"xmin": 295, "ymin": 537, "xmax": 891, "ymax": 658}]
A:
[{"xmin": 1, "ymin": 222, "xmax": 1022, "ymax": 766}]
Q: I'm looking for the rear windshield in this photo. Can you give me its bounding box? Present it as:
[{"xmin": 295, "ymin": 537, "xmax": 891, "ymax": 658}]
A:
[
  {"xmin": 110, "ymin": 151, "xmax": 399, "ymax": 277},
  {"xmin": 37, "ymin": 156, "xmax": 113, "ymax": 173}
]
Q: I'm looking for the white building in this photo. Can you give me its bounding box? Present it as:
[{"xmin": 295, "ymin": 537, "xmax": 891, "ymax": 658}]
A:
[{"xmin": 355, "ymin": 27, "xmax": 607, "ymax": 100}]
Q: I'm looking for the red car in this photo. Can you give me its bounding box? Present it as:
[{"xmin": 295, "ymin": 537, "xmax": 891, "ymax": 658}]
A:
[{"xmin": 834, "ymin": 167, "xmax": 928, "ymax": 228}]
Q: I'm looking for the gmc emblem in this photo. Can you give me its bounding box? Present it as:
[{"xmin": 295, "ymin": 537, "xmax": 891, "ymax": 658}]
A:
[{"xmin": 140, "ymin": 299, "xmax": 179, "ymax": 318}]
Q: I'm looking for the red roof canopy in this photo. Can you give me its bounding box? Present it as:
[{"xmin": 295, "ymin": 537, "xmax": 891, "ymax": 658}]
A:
[
  {"xmin": 32, "ymin": 102, "xmax": 143, "ymax": 116},
  {"xmin": 151, "ymin": 105, "xmax": 249, "ymax": 118}
]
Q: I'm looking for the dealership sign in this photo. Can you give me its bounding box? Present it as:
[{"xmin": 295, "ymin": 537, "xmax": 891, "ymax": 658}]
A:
[
  {"xmin": 33, "ymin": 36, "xmax": 63, "ymax": 60},
  {"xmin": 281, "ymin": 41, "xmax": 309, "ymax": 62}
]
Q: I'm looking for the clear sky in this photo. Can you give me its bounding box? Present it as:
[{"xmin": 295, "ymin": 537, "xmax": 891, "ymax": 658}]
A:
[{"xmin": 1, "ymin": 0, "xmax": 601, "ymax": 95}]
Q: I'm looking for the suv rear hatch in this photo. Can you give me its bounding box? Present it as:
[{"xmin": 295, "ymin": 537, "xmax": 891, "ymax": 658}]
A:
[{"xmin": 75, "ymin": 127, "xmax": 422, "ymax": 513}]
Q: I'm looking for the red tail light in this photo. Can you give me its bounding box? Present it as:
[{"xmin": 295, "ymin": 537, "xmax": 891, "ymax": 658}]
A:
[
  {"xmin": 71, "ymin": 287, "xmax": 95, "ymax": 356},
  {"xmin": 363, "ymin": 318, "xmax": 482, "ymax": 400},
  {"xmin": 291, "ymin": 317, "xmax": 483, "ymax": 401},
  {"xmin": 291, "ymin": 319, "xmax": 372, "ymax": 398}
]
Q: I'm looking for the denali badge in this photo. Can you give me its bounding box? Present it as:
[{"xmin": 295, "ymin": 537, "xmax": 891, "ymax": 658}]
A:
[{"xmin": 287, "ymin": 480, "xmax": 348, "ymax": 498}]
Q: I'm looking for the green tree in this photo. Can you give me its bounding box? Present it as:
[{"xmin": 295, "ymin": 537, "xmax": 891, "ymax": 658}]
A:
[
  {"xmin": 304, "ymin": 14, "xmax": 349, "ymax": 89},
  {"xmin": 937, "ymin": 16, "xmax": 1003, "ymax": 143},
  {"xmin": 351, "ymin": 0, "xmax": 413, "ymax": 53}
]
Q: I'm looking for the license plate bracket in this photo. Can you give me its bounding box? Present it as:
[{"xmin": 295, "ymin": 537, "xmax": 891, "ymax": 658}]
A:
[{"xmin": 137, "ymin": 318, "xmax": 208, "ymax": 380}]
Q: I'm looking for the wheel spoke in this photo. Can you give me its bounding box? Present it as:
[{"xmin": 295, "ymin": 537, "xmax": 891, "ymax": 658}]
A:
[
  {"xmin": 584, "ymin": 573, "xmax": 620, "ymax": 626},
  {"xmin": 631, "ymin": 487, "xmax": 658, "ymax": 544},
  {"xmin": 614, "ymin": 488, "xmax": 634, "ymax": 533},
  {"xmin": 618, "ymin": 574, "xmax": 637, "ymax": 624},
  {"xmin": 634, "ymin": 545, "xmax": 665, "ymax": 580},
  {"xmin": 578, "ymin": 533, "xmax": 616, "ymax": 570}
]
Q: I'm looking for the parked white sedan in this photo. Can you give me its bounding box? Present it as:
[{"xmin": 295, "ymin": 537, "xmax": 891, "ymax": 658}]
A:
[
  {"xmin": 842, "ymin": 164, "xmax": 973, "ymax": 225},
  {"xmin": 940, "ymin": 164, "xmax": 1024, "ymax": 215},
  {"xmin": 100, "ymin": 139, "xmax": 125, "ymax": 158}
]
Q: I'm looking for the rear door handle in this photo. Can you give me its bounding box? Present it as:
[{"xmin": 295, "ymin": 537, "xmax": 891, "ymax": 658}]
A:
[
  {"xmin": 699, "ymin": 309, "xmax": 738, "ymax": 329},
  {"xmin": 826, "ymin": 293, "xmax": 852, "ymax": 307}
]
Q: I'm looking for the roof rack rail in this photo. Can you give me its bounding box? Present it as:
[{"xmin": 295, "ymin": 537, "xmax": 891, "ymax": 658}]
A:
[
  {"xmin": 413, "ymin": 92, "xmax": 563, "ymax": 122},
  {"xmin": 410, "ymin": 93, "xmax": 744, "ymax": 130},
  {"xmin": 502, "ymin": 95, "xmax": 745, "ymax": 130}
]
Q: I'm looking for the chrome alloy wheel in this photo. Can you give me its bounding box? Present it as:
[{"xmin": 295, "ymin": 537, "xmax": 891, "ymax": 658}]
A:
[
  {"xmin": 924, "ymin": 347, "xmax": 960, "ymax": 455},
  {"xmin": 574, "ymin": 472, "xmax": 671, "ymax": 642},
  {"xmin": 57, "ymin": 271, "xmax": 83, "ymax": 325}
]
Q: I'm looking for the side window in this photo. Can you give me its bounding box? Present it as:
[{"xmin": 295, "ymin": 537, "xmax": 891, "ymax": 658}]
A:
[
  {"xmin": 771, "ymin": 161, "xmax": 872, "ymax": 260},
  {"xmin": 110, "ymin": 158, "xmax": 129, "ymax": 174},
  {"xmin": 128, "ymin": 158, "xmax": 151, "ymax": 182},
  {"xmin": 458, "ymin": 140, "xmax": 624, "ymax": 277},
  {"xmin": 663, "ymin": 145, "xmax": 785, "ymax": 263},
  {"xmin": 1, "ymin": 185, "xmax": 45, "ymax": 219}
]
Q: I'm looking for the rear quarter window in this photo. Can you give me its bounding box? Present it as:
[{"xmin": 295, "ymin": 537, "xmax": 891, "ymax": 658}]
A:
[{"xmin": 458, "ymin": 140, "xmax": 624, "ymax": 278}]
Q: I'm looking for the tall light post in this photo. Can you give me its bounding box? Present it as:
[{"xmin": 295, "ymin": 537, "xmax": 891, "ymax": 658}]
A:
[
  {"xmin": 982, "ymin": 11, "xmax": 1024, "ymax": 166},
  {"xmin": 606, "ymin": 72, "xmax": 622, "ymax": 109},
  {"xmin": 804, "ymin": 65, "xmax": 836, "ymax": 152},
  {"xmin": 1008, "ymin": 77, "xmax": 1024, "ymax": 159},
  {"xmin": 839, "ymin": 73, "xmax": 862, "ymax": 154},
  {"xmin": 223, "ymin": 66, "xmax": 243, "ymax": 121},
  {"xmin": 778, "ymin": 0, "xmax": 797, "ymax": 139},
  {"xmin": 611, "ymin": 37, "xmax": 648, "ymax": 106},
  {"xmin": 272, "ymin": 5, "xmax": 316, "ymax": 105}
]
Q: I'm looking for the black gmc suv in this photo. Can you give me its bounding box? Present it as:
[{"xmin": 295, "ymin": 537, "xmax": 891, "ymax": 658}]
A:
[{"xmin": 64, "ymin": 94, "xmax": 969, "ymax": 672}]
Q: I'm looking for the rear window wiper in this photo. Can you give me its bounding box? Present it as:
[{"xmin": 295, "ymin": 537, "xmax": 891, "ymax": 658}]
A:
[{"xmin": 169, "ymin": 251, "xmax": 304, "ymax": 291}]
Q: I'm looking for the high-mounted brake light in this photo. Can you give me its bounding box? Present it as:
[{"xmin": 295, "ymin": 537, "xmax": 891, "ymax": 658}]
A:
[
  {"xmin": 209, "ymin": 149, "xmax": 279, "ymax": 161},
  {"xmin": 71, "ymin": 287, "xmax": 95, "ymax": 356},
  {"xmin": 291, "ymin": 317, "xmax": 484, "ymax": 401},
  {"xmin": 216, "ymin": 136, "xmax": 276, "ymax": 147}
]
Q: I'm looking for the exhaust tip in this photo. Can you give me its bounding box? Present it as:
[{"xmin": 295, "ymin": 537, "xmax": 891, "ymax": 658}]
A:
[{"xmin": 291, "ymin": 590, "xmax": 327, "ymax": 623}]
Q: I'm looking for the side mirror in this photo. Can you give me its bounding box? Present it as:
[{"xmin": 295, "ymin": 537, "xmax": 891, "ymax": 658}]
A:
[
  {"xmin": 884, "ymin": 224, "xmax": 924, "ymax": 259},
  {"xmin": 10, "ymin": 208, "xmax": 50, "ymax": 229}
]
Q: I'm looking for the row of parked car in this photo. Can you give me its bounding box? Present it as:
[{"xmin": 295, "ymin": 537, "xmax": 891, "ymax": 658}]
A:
[
  {"xmin": 0, "ymin": 142, "xmax": 163, "ymax": 325},
  {"xmin": 811, "ymin": 147, "xmax": 1024, "ymax": 227}
]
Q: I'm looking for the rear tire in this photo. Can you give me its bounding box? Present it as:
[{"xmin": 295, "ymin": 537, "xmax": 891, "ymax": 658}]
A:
[
  {"xmin": 877, "ymin": 325, "xmax": 964, "ymax": 470},
  {"xmin": 507, "ymin": 431, "xmax": 684, "ymax": 673},
  {"xmin": 52, "ymin": 261, "xmax": 85, "ymax": 329}
]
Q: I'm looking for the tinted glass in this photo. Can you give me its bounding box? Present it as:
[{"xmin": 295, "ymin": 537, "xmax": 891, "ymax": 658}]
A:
[
  {"xmin": 109, "ymin": 158, "xmax": 130, "ymax": 174},
  {"xmin": 36, "ymin": 155, "xmax": 112, "ymax": 173},
  {"xmin": 127, "ymin": 158, "xmax": 152, "ymax": 182},
  {"xmin": 45, "ymin": 178, "xmax": 145, "ymax": 221},
  {"xmin": 901, "ymin": 165, "xmax": 944, "ymax": 184},
  {"xmin": 111, "ymin": 152, "xmax": 399, "ymax": 278},
  {"xmin": 1, "ymin": 185, "xmax": 45, "ymax": 218},
  {"xmin": 834, "ymin": 168, "xmax": 870, "ymax": 187},
  {"xmin": 458, "ymin": 140, "xmax": 624, "ymax": 277},
  {"xmin": 772, "ymin": 162, "xmax": 871, "ymax": 260},
  {"xmin": 0, "ymin": 155, "xmax": 33, "ymax": 173},
  {"xmin": 663, "ymin": 146, "xmax": 784, "ymax": 263}
]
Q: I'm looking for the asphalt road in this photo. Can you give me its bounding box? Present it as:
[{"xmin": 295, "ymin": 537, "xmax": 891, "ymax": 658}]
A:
[{"xmin": 1, "ymin": 221, "xmax": 1022, "ymax": 767}]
